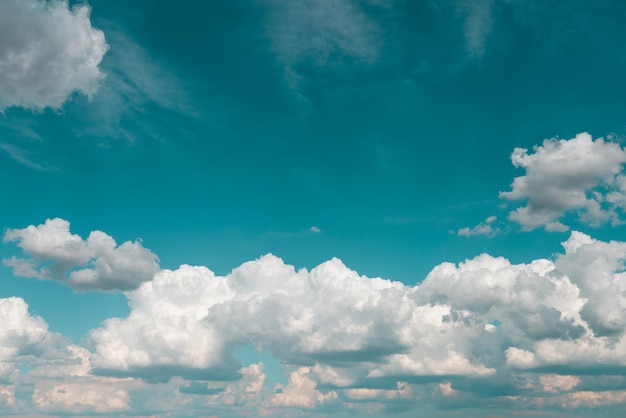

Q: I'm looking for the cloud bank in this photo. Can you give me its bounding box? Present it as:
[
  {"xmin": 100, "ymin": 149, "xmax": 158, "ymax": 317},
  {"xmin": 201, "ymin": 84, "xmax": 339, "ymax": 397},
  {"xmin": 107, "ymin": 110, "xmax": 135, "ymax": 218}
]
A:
[
  {"xmin": 3, "ymin": 219, "xmax": 626, "ymax": 415},
  {"xmin": 0, "ymin": 0, "xmax": 108, "ymax": 111},
  {"xmin": 88, "ymin": 230, "xmax": 626, "ymax": 413}
]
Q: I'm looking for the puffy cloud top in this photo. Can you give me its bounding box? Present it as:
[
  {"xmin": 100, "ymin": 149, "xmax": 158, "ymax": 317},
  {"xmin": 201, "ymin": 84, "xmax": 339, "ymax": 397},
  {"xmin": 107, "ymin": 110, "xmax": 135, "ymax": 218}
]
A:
[
  {"xmin": 87, "ymin": 231, "xmax": 626, "ymax": 395},
  {"xmin": 0, "ymin": 0, "xmax": 108, "ymax": 111},
  {"xmin": 0, "ymin": 297, "xmax": 50, "ymax": 381},
  {"xmin": 4, "ymin": 219, "xmax": 626, "ymax": 414}
]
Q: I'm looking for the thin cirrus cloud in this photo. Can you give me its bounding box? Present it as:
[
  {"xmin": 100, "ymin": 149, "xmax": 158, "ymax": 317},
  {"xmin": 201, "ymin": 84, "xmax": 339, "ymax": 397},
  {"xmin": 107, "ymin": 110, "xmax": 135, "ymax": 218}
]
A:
[
  {"xmin": 500, "ymin": 132, "xmax": 626, "ymax": 232},
  {"xmin": 2, "ymin": 219, "xmax": 626, "ymax": 413},
  {"xmin": 3, "ymin": 218, "xmax": 160, "ymax": 291},
  {"xmin": 263, "ymin": 0, "xmax": 384, "ymax": 90},
  {"xmin": 0, "ymin": 0, "xmax": 108, "ymax": 111}
]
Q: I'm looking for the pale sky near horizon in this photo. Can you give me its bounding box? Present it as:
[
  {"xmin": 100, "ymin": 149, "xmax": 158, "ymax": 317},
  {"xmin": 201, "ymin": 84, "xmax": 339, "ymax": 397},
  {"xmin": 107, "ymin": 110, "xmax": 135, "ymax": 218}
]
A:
[{"xmin": 1, "ymin": 0, "xmax": 626, "ymax": 416}]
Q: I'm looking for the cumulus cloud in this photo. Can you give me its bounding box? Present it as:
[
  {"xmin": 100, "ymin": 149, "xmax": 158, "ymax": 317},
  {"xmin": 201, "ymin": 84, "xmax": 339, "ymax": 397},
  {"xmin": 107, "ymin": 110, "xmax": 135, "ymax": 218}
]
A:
[
  {"xmin": 32, "ymin": 380, "xmax": 130, "ymax": 414},
  {"xmin": 5, "ymin": 219, "xmax": 626, "ymax": 414},
  {"xmin": 3, "ymin": 218, "xmax": 160, "ymax": 291},
  {"xmin": 458, "ymin": 215, "xmax": 499, "ymax": 237},
  {"xmin": 0, "ymin": 297, "xmax": 50, "ymax": 381},
  {"xmin": 86, "ymin": 230, "xmax": 626, "ymax": 413},
  {"xmin": 270, "ymin": 367, "xmax": 338, "ymax": 409},
  {"xmin": 0, "ymin": 0, "xmax": 108, "ymax": 111},
  {"xmin": 0, "ymin": 300, "xmax": 138, "ymax": 415},
  {"xmin": 500, "ymin": 132, "xmax": 626, "ymax": 231}
]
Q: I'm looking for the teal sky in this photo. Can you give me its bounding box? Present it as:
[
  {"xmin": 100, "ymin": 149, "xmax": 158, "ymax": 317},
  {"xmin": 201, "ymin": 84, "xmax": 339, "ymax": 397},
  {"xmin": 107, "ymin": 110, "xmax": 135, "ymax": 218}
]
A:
[{"xmin": 1, "ymin": 0, "xmax": 626, "ymax": 416}]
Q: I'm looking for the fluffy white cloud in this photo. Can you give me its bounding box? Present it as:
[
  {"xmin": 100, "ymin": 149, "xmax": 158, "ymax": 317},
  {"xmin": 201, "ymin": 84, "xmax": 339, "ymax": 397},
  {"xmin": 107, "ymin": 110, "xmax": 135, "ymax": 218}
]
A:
[
  {"xmin": 0, "ymin": 299, "xmax": 139, "ymax": 415},
  {"xmin": 500, "ymin": 132, "xmax": 626, "ymax": 231},
  {"xmin": 88, "ymin": 231, "xmax": 624, "ymax": 389},
  {"xmin": 270, "ymin": 367, "xmax": 338, "ymax": 409},
  {"xmin": 3, "ymin": 218, "xmax": 160, "ymax": 291},
  {"xmin": 5, "ymin": 219, "xmax": 626, "ymax": 414},
  {"xmin": 556, "ymin": 232, "xmax": 626, "ymax": 337},
  {"xmin": 0, "ymin": 0, "xmax": 108, "ymax": 111},
  {"xmin": 32, "ymin": 381, "xmax": 129, "ymax": 414},
  {"xmin": 0, "ymin": 297, "xmax": 49, "ymax": 381}
]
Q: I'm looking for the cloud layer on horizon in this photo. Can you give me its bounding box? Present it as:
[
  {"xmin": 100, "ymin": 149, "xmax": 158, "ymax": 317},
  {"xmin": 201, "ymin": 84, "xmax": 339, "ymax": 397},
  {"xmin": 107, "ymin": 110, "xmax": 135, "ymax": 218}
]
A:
[
  {"xmin": 2, "ymin": 218, "xmax": 626, "ymax": 415},
  {"xmin": 500, "ymin": 132, "xmax": 626, "ymax": 232}
]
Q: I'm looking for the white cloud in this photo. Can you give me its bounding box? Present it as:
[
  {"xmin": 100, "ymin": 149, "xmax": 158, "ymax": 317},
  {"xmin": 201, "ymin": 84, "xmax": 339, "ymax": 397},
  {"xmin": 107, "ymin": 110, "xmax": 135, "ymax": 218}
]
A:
[
  {"xmin": 458, "ymin": 215, "xmax": 499, "ymax": 237},
  {"xmin": 556, "ymin": 232, "xmax": 626, "ymax": 337},
  {"xmin": 3, "ymin": 218, "xmax": 160, "ymax": 291},
  {"xmin": 310, "ymin": 226, "xmax": 321, "ymax": 233},
  {"xmin": 0, "ymin": 297, "xmax": 49, "ymax": 380},
  {"xmin": 0, "ymin": 0, "xmax": 108, "ymax": 111},
  {"xmin": 87, "ymin": 229, "xmax": 626, "ymax": 399},
  {"xmin": 6, "ymin": 219, "xmax": 626, "ymax": 414},
  {"xmin": 500, "ymin": 132, "xmax": 626, "ymax": 231},
  {"xmin": 32, "ymin": 381, "xmax": 130, "ymax": 414}
]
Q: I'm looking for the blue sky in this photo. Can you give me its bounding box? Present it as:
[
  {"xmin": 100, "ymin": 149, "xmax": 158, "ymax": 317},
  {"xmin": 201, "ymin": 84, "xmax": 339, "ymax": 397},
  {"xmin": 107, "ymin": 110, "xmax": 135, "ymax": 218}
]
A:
[{"xmin": 1, "ymin": 0, "xmax": 626, "ymax": 416}]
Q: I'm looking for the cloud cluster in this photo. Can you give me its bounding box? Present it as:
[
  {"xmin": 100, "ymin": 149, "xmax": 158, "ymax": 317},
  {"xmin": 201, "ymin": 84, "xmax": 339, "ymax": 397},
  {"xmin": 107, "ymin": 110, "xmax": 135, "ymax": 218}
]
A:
[
  {"xmin": 500, "ymin": 132, "xmax": 626, "ymax": 231},
  {"xmin": 4, "ymin": 218, "xmax": 626, "ymax": 414},
  {"xmin": 3, "ymin": 218, "xmax": 160, "ymax": 291},
  {"xmin": 0, "ymin": 0, "xmax": 108, "ymax": 111},
  {"xmin": 82, "ymin": 229, "xmax": 626, "ymax": 413}
]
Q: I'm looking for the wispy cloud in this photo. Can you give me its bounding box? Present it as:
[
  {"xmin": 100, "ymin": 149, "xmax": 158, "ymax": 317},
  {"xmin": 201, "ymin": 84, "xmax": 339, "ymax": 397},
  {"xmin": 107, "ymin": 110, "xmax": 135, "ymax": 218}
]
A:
[
  {"xmin": 262, "ymin": 0, "xmax": 384, "ymax": 90},
  {"xmin": 457, "ymin": 0, "xmax": 494, "ymax": 60},
  {"xmin": 0, "ymin": 142, "xmax": 57, "ymax": 171}
]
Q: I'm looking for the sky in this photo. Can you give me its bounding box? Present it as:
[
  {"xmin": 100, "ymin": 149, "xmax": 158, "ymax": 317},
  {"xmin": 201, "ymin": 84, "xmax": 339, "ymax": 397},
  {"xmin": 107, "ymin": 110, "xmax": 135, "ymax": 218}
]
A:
[{"xmin": 1, "ymin": 0, "xmax": 626, "ymax": 416}]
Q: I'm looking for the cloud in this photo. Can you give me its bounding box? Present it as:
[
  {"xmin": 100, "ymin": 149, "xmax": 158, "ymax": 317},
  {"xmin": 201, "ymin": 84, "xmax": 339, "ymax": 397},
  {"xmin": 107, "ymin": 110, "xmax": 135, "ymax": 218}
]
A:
[
  {"xmin": 458, "ymin": 215, "xmax": 499, "ymax": 237},
  {"xmin": 73, "ymin": 27, "xmax": 192, "ymax": 143},
  {"xmin": 5, "ymin": 219, "xmax": 626, "ymax": 414},
  {"xmin": 556, "ymin": 232, "xmax": 626, "ymax": 337},
  {"xmin": 32, "ymin": 380, "xmax": 130, "ymax": 414},
  {"xmin": 500, "ymin": 132, "xmax": 626, "ymax": 231},
  {"xmin": 86, "ymin": 230, "xmax": 626, "ymax": 407},
  {"xmin": 3, "ymin": 218, "xmax": 160, "ymax": 291},
  {"xmin": 270, "ymin": 367, "xmax": 338, "ymax": 408},
  {"xmin": 310, "ymin": 226, "xmax": 321, "ymax": 233},
  {"xmin": 263, "ymin": 0, "xmax": 384, "ymax": 90},
  {"xmin": 0, "ymin": 301, "xmax": 137, "ymax": 415},
  {"xmin": 0, "ymin": 297, "xmax": 50, "ymax": 381},
  {"xmin": 0, "ymin": 0, "xmax": 108, "ymax": 111},
  {"xmin": 0, "ymin": 142, "xmax": 58, "ymax": 171},
  {"xmin": 457, "ymin": 0, "xmax": 494, "ymax": 59}
]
